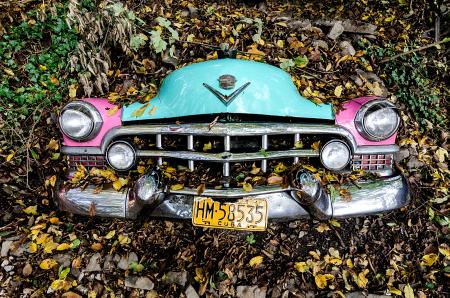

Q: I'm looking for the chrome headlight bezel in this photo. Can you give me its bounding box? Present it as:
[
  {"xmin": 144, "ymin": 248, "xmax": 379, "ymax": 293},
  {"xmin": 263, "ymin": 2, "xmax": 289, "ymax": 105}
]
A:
[
  {"xmin": 320, "ymin": 140, "xmax": 351, "ymax": 171},
  {"xmin": 59, "ymin": 101, "xmax": 103, "ymax": 141},
  {"xmin": 106, "ymin": 141, "xmax": 136, "ymax": 171},
  {"xmin": 354, "ymin": 100, "xmax": 400, "ymax": 141}
]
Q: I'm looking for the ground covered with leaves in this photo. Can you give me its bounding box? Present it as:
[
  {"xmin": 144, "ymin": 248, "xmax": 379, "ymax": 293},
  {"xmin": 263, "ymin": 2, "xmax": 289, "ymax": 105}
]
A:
[{"xmin": 0, "ymin": 0, "xmax": 449, "ymax": 297}]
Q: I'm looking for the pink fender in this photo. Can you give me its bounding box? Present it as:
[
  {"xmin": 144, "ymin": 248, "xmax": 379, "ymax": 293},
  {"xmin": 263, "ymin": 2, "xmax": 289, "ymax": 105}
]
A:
[
  {"xmin": 335, "ymin": 96, "xmax": 397, "ymax": 146},
  {"xmin": 62, "ymin": 98, "xmax": 121, "ymax": 147}
]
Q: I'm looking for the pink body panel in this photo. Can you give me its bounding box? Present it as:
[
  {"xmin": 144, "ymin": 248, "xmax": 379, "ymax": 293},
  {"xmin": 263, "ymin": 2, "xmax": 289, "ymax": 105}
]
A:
[
  {"xmin": 62, "ymin": 98, "xmax": 121, "ymax": 147},
  {"xmin": 335, "ymin": 96, "xmax": 397, "ymax": 146}
]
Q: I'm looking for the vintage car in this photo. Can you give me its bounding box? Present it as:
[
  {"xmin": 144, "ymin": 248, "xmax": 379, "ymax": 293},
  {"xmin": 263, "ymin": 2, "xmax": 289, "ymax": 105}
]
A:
[{"xmin": 56, "ymin": 56, "xmax": 410, "ymax": 231}]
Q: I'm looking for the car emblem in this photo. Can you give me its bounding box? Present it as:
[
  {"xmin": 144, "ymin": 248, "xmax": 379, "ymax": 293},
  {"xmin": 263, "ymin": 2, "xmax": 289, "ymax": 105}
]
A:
[
  {"xmin": 218, "ymin": 74, "xmax": 236, "ymax": 90},
  {"xmin": 203, "ymin": 81, "xmax": 251, "ymax": 106}
]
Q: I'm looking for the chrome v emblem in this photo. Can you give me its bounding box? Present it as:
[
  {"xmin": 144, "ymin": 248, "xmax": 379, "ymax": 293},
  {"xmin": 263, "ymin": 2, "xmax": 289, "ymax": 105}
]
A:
[{"xmin": 203, "ymin": 82, "xmax": 251, "ymax": 106}]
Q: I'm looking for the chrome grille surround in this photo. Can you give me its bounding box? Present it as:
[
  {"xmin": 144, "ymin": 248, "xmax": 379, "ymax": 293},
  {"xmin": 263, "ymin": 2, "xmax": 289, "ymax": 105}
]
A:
[
  {"xmin": 62, "ymin": 123, "xmax": 399, "ymax": 178},
  {"xmin": 351, "ymin": 154, "xmax": 394, "ymax": 171},
  {"xmin": 68, "ymin": 155, "xmax": 106, "ymax": 171}
]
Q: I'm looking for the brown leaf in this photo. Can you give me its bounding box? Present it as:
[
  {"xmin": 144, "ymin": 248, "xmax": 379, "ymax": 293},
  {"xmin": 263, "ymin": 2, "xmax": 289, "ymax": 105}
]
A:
[
  {"xmin": 196, "ymin": 183, "xmax": 205, "ymax": 195},
  {"xmin": 88, "ymin": 202, "xmax": 96, "ymax": 217}
]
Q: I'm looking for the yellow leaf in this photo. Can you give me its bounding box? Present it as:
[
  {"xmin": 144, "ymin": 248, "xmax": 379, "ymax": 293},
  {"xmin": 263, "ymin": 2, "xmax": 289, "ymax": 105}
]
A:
[
  {"xmin": 49, "ymin": 217, "xmax": 60, "ymax": 224},
  {"xmin": 435, "ymin": 148, "xmax": 448, "ymax": 163},
  {"xmin": 384, "ymin": 16, "xmax": 395, "ymax": 22},
  {"xmin": 294, "ymin": 262, "xmax": 309, "ymax": 273},
  {"xmin": 137, "ymin": 165, "xmax": 146, "ymax": 174},
  {"xmin": 203, "ymin": 142, "xmax": 212, "ymax": 152},
  {"xmin": 250, "ymin": 164, "xmax": 260, "ymax": 175},
  {"xmin": 314, "ymin": 274, "xmax": 328, "ymax": 289},
  {"xmin": 29, "ymin": 242, "xmax": 38, "ymax": 253},
  {"xmin": 311, "ymin": 141, "xmax": 321, "ymax": 151},
  {"xmin": 421, "ymin": 253, "xmax": 438, "ymax": 266},
  {"xmin": 46, "ymin": 175, "xmax": 57, "ymax": 187},
  {"xmin": 249, "ymin": 256, "xmax": 263, "ymax": 267},
  {"xmin": 6, "ymin": 151, "xmax": 14, "ymax": 161},
  {"xmin": 170, "ymin": 184, "xmax": 184, "ymax": 191},
  {"xmin": 44, "ymin": 240, "xmax": 58, "ymax": 253},
  {"xmin": 194, "ymin": 267, "xmax": 206, "ymax": 283},
  {"xmin": 309, "ymin": 251, "xmax": 321, "ymax": 260},
  {"xmin": 127, "ymin": 86, "xmax": 138, "ymax": 95},
  {"xmin": 346, "ymin": 259, "xmax": 354, "ymax": 268},
  {"xmin": 51, "ymin": 279, "xmax": 72, "ymax": 291},
  {"xmin": 329, "ymin": 219, "xmax": 341, "ymax": 227},
  {"xmin": 316, "ymin": 223, "xmax": 330, "ymax": 233},
  {"xmin": 354, "ymin": 269, "xmax": 369, "ymax": 288},
  {"xmin": 50, "ymin": 76, "xmax": 59, "ymax": 85},
  {"xmin": 56, "ymin": 243, "xmax": 71, "ymax": 251},
  {"xmin": 118, "ymin": 234, "xmax": 131, "ymax": 245},
  {"xmin": 105, "ymin": 230, "xmax": 116, "ymax": 239},
  {"xmin": 438, "ymin": 245, "xmax": 450, "ymax": 258},
  {"xmin": 62, "ymin": 291, "xmax": 83, "ymax": 298},
  {"xmin": 91, "ymin": 243, "xmax": 103, "ymax": 251},
  {"xmin": 107, "ymin": 106, "xmax": 119, "ymax": 117},
  {"xmin": 294, "ymin": 141, "xmax": 303, "ymax": 149},
  {"xmin": 72, "ymin": 257, "xmax": 82, "ymax": 269},
  {"xmin": 302, "ymin": 164, "xmax": 317, "ymax": 172},
  {"xmin": 149, "ymin": 105, "xmax": 157, "ymax": 115},
  {"xmin": 40, "ymin": 258, "xmax": 58, "ymax": 270},
  {"xmin": 404, "ymin": 284, "xmax": 414, "ymax": 298},
  {"xmin": 131, "ymin": 103, "xmax": 149, "ymax": 117},
  {"xmin": 334, "ymin": 85, "xmax": 343, "ymax": 97},
  {"xmin": 388, "ymin": 286, "xmax": 402, "ymax": 295},
  {"xmin": 68, "ymin": 85, "xmax": 77, "ymax": 98},
  {"xmin": 24, "ymin": 205, "xmax": 38, "ymax": 215},
  {"xmin": 39, "ymin": 64, "xmax": 47, "ymax": 71},
  {"xmin": 243, "ymin": 182, "xmax": 253, "ymax": 192},
  {"xmin": 276, "ymin": 40, "xmax": 284, "ymax": 48},
  {"xmin": 229, "ymin": 36, "xmax": 235, "ymax": 44},
  {"xmin": 112, "ymin": 178, "xmax": 128, "ymax": 191},
  {"xmin": 47, "ymin": 138, "xmax": 59, "ymax": 151},
  {"xmin": 4, "ymin": 68, "xmax": 15, "ymax": 76}
]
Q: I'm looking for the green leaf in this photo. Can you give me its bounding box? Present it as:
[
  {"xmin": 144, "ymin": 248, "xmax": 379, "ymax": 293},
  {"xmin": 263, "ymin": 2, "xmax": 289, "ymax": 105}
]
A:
[
  {"xmin": 130, "ymin": 33, "xmax": 148, "ymax": 51},
  {"xmin": 150, "ymin": 30, "xmax": 168, "ymax": 53},
  {"xmin": 70, "ymin": 239, "xmax": 81, "ymax": 249},
  {"xmin": 246, "ymin": 234, "xmax": 256, "ymax": 245},
  {"xmin": 294, "ymin": 55, "xmax": 309, "ymax": 68},
  {"xmin": 58, "ymin": 267, "xmax": 70, "ymax": 279},
  {"xmin": 280, "ymin": 59, "xmax": 295, "ymax": 71},
  {"xmin": 129, "ymin": 261, "xmax": 145, "ymax": 273}
]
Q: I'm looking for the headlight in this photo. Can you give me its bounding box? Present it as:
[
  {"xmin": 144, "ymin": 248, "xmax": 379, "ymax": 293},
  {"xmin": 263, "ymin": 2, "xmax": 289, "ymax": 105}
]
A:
[
  {"xmin": 59, "ymin": 101, "xmax": 102, "ymax": 141},
  {"xmin": 355, "ymin": 100, "xmax": 400, "ymax": 141},
  {"xmin": 320, "ymin": 140, "xmax": 351, "ymax": 171},
  {"xmin": 134, "ymin": 172, "xmax": 160, "ymax": 202},
  {"xmin": 106, "ymin": 141, "xmax": 136, "ymax": 171}
]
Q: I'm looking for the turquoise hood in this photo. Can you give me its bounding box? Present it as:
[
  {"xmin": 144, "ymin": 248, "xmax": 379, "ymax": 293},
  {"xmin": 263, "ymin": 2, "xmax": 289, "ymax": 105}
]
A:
[{"xmin": 122, "ymin": 59, "xmax": 334, "ymax": 122}]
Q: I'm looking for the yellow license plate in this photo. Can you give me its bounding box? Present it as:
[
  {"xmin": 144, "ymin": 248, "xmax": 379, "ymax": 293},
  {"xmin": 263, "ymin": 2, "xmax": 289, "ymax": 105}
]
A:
[{"xmin": 192, "ymin": 197, "xmax": 268, "ymax": 231}]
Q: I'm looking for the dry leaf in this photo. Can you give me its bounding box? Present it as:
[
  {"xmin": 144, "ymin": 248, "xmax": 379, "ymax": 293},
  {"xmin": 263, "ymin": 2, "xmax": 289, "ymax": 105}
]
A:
[
  {"xmin": 421, "ymin": 253, "xmax": 438, "ymax": 266},
  {"xmin": 171, "ymin": 184, "xmax": 184, "ymax": 191},
  {"xmin": 404, "ymin": 284, "xmax": 414, "ymax": 298},
  {"xmin": 196, "ymin": 183, "xmax": 205, "ymax": 195},
  {"xmin": 107, "ymin": 105, "xmax": 119, "ymax": 116},
  {"xmin": 294, "ymin": 262, "xmax": 309, "ymax": 273},
  {"xmin": 68, "ymin": 85, "xmax": 77, "ymax": 98},
  {"xmin": 334, "ymin": 85, "xmax": 343, "ymax": 97},
  {"xmin": 249, "ymin": 256, "xmax": 264, "ymax": 267},
  {"xmin": 40, "ymin": 258, "xmax": 58, "ymax": 270},
  {"xmin": 243, "ymin": 182, "xmax": 253, "ymax": 192},
  {"xmin": 91, "ymin": 243, "xmax": 103, "ymax": 251},
  {"xmin": 131, "ymin": 103, "xmax": 149, "ymax": 117},
  {"xmin": 105, "ymin": 230, "xmax": 116, "ymax": 239},
  {"xmin": 24, "ymin": 205, "xmax": 38, "ymax": 215},
  {"xmin": 56, "ymin": 243, "xmax": 71, "ymax": 251}
]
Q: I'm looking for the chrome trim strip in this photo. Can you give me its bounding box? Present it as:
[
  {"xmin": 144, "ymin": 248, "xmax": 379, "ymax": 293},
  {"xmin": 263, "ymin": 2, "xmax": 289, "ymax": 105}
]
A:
[
  {"xmin": 170, "ymin": 185, "xmax": 291, "ymax": 198},
  {"xmin": 62, "ymin": 146, "xmax": 103, "ymax": 155},
  {"xmin": 354, "ymin": 145, "xmax": 399, "ymax": 154},
  {"xmin": 136, "ymin": 149, "xmax": 319, "ymax": 162}
]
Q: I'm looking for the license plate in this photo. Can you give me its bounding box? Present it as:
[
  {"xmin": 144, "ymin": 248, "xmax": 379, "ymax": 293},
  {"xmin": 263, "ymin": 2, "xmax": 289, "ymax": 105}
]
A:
[{"xmin": 192, "ymin": 197, "xmax": 268, "ymax": 231}]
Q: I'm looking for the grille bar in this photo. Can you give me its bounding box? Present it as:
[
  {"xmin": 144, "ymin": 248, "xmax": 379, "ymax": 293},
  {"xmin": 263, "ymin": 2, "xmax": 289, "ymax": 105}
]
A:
[
  {"xmin": 136, "ymin": 149, "xmax": 318, "ymax": 162},
  {"xmin": 351, "ymin": 154, "xmax": 393, "ymax": 171},
  {"xmin": 68, "ymin": 155, "xmax": 106, "ymax": 170},
  {"xmin": 261, "ymin": 134, "xmax": 268, "ymax": 172}
]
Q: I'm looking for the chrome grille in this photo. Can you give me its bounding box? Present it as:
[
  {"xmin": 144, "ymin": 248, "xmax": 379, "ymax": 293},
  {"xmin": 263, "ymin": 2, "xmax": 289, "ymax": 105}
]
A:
[
  {"xmin": 351, "ymin": 154, "xmax": 393, "ymax": 171},
  {"xmin": 68, "ymin": 155, "xmax": 106, "ymax": 170}
]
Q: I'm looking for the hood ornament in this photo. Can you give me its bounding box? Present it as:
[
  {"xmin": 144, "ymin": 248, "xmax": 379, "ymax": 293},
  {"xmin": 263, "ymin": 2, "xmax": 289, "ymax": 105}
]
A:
[
  {"xmin": 203, "ymin": 75, "xmax": 250, "ymax": 106},
  {"xmin": 218, "ymin": 74, "xmax": 236, "ymax": 90}
]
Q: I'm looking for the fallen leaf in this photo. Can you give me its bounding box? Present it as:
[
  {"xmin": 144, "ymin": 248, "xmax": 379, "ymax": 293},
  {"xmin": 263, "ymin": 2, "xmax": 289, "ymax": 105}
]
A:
[
  {"xmin": 40, "ymin": 258, "xmax": 58, "ymax": 270},
  {"xmin": 267, "ymin": 175, "xmax": 283, "ymax": 185},
  {"xmin": 243, "ymin": 182, "xmax": 253, "ymax": 192},
  {"xmin": 24, "ymin": 205, "xmax": 38, "ymax": 215},
  {"xmin": 29, "ymin": 242, "xmax": 38, "ymax": 253},
  {"xmin": 334, "ymin": 85, "xmax": 343, "ymax": 97},
  {"xmin": 329, "ymin": 219, "xmax": 341, "ymax": 227},
  {"xmin": 56, "ymin": 243, "xmax": 71, "ymax": 251},
  {"xmin": 112, "ymin": 177, "xmax": 128, "ymax": 191},
  {"xmin": 107, "ymin": 106, "xmax": 119, "ymax": 116},
  {"xmin": 149, "ymin": 105, "xmax": 157, "ymax": 115},
  {"xmin": 311, "ymin": 141, "xmax": 321, "ymax": 151},
  {"xmin": 68, "ymin": 85, "xmax": 77, "ymax": 98},
  {"xmin": 249, "ymin": 256, "xmax": 263, "ymax": 267},
  {"xmin": 196, "ymin": 183, "xmax": 205, "ymax": 195},
  {"xmin": 421, "ymin": 253, "xmax": 438, "ymax": 266},
  {"xmin": 316, "ymin": 223, "xmax": 331, "ymax": 233},
  {"xmin": 47, "ymin": 138, "xmax": 59, "ymax": 151},
  {"xmin": 6, "ymin": 151, "xmax": 14, "ymax": 161},
  {"xmin": 314, "ymin": 274, "xmax": 328, "ymax": 289},
  {"xmin": 171, "ymin": 184, "xmax": 184, "ymax": 191},
  {"xmin": 72, "ymin": 257, "xmax": 82, "ymax": 269},
  {"xmin": 294, "ymin": 262, "xmax": 309, "ymax": 273},
  {"xmin": 62, "ymin": 291, "xmax": 82, "ymax": 298},
  {"xmin": 388, "ymin": 286, "xmax": 402, "ymax": 295},
  {"xmin": 22, "ymin": 263, "xmax": 32, "ymax": 276},
  {"xmin": 131, "ymin": 103, "xmax": 149, "ymax": 117},
  {"xmin": 50, "ymin": 279, "xmax": 72, "ymax": 291},
  {"xmin": 404, "ymin": 284, "xmax": 414, "ymax": 298},
  {"xmin": 105, "ymin": 230, "xmax": 116, "ymax": 239},
  {"xmin": 91, "ymin": 243, "xmax": 103, "ymax": 251}
]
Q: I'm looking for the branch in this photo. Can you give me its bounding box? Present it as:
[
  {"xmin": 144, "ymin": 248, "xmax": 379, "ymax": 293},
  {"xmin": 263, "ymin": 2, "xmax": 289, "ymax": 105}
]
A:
[{"xmin": 380, "ymin": 37, "xmax": 450, "ymax": 63}]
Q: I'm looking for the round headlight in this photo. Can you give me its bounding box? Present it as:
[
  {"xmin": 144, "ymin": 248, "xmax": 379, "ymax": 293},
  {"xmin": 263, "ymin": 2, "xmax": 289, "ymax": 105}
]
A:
[
  {"xmin": 59, "ymin": 101, "xmax": 102, "ymax": 141},
  {"xmin": 320, "ymin": 140, "xmax": 351, "ymax": 171},
  {"xmin": 355, "ymin": 100, "xmax": 400, "ymax": 141},
  {"xmin": 106, "ymin": 141, "xmax": 136, "ymax": 171}
]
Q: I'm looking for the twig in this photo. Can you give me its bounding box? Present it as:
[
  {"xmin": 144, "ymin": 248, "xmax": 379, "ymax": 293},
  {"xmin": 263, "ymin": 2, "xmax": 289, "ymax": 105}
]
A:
[
  {"xmin": 330, "ymin": 225, "xmax": 346, "ymax": 248},
  {"xmin": 295, "ymin": 67, "xmax": 329, "ymax": 84},
  {"xmin": 380, "ymin": 39, "xmax": 449, "ymax": 63}
]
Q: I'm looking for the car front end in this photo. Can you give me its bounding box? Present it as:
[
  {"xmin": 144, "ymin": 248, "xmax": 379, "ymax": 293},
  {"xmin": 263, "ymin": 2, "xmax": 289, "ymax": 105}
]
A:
[{"xmin": 56, "ymin": 58, "xmax": 409, "ymax": 231}]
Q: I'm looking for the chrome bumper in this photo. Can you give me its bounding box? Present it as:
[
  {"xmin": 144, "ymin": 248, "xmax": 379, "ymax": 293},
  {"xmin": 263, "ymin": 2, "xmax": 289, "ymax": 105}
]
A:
[{"xmin": 57, "ymin": 174, "xmax": 410, "ymax": 220}]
